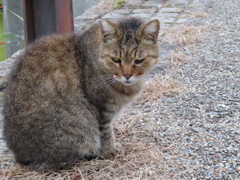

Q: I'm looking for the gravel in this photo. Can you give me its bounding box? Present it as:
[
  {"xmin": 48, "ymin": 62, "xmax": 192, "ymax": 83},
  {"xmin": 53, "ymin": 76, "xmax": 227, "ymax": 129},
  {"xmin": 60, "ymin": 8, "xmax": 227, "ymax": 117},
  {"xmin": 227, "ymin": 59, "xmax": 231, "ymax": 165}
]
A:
[{"xmin": 140, "ymin": 0, "xmax": 240, "ymax": 179}]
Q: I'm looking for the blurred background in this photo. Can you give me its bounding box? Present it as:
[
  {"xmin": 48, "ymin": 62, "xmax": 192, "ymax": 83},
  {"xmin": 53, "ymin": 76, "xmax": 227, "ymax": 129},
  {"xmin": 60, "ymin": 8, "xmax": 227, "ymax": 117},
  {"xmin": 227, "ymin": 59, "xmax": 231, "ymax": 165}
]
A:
[{"xmin": 0, "ymin": 0, "xmax": 100, "ymax": 62}]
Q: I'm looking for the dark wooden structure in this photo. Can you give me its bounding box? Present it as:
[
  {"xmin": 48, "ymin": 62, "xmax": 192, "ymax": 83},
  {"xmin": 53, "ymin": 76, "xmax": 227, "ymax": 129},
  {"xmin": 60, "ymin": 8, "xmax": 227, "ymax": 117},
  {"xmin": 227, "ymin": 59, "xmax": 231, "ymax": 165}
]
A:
[{"xmin": 22, "ymin": 0, "xmax": 73, "ymax": 45}]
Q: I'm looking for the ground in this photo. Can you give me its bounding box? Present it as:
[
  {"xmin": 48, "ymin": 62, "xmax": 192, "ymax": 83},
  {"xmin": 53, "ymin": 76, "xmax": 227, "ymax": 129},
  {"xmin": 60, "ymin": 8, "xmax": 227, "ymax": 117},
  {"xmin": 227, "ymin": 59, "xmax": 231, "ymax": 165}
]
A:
[{"xmin": 0, "ymin": 0, "xmax": 239, "ymax": 179}]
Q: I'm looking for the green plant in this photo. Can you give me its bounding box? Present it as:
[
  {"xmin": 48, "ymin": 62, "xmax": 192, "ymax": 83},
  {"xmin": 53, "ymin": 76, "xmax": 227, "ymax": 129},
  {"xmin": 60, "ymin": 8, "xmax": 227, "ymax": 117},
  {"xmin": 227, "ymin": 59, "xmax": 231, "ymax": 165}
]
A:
[
  {"xmin": 8, "ymin": 9, "xmax": 24, "ymax": 21},
  {"xmin": 0, "ymin": 33, "xmax": 24, "ymax": 46},
  {"xmin": 0, "ymin": 1, "xmax": 6, "ymax": 62},
  {"xmin": 0, "ymin": 9, "xmax": 24, "ymax": 48},
  {"xmin": 114, "ymin": 0, "xmax": 126, "ymax": 9}
]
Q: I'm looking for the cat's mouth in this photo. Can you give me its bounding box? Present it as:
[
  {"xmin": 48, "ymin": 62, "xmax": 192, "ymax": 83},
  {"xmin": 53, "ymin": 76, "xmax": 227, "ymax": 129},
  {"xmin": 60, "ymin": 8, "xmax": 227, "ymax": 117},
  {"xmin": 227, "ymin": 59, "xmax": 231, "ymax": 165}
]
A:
[
  {"xmin": 113, "ymin": 75, "xmax": 138, "ymax": 86},
  {"xmin": 122, "ymin": 81, "xmax": 135, "ymax": 86}
]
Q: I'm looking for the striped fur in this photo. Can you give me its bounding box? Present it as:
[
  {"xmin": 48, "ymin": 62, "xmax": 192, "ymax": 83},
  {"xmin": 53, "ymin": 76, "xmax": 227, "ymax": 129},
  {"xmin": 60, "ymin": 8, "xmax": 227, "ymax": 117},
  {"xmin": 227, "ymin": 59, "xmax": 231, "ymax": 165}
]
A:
[{"xmin": 3, "ymin": 17, "xmax": 160, "ymax": 170}]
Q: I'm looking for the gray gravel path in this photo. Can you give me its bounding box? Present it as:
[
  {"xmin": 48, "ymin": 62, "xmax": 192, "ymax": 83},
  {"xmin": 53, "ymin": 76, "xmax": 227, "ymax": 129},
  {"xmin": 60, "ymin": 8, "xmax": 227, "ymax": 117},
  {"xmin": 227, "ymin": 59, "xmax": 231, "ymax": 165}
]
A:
[{"xmin": 146, "ymin": 0, "xmax": 240, "ymax": 179}]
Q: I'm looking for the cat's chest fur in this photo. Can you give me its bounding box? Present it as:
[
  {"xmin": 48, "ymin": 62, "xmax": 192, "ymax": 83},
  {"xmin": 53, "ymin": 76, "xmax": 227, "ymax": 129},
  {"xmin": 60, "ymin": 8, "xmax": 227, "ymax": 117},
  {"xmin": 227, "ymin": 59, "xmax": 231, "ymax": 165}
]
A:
[{"xmin": 83, "ymin": 73, "xmax": 142, "ymax": 122}]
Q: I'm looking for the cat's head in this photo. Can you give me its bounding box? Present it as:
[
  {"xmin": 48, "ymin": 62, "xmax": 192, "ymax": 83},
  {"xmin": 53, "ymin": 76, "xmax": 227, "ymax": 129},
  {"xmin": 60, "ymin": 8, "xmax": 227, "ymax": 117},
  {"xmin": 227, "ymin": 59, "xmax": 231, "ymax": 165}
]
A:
[{"xmin": 99, "ymin": 17, "xmax": 160, "ymax": 86}]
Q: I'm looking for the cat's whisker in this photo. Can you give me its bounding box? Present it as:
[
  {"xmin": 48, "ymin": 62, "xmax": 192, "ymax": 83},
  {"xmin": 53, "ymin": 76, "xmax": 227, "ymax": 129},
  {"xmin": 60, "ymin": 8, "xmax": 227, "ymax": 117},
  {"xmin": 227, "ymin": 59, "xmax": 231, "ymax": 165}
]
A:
[
  {"xmin": 94, "ymin": 77, "xmax": 112, "ymax": 86},
  {"xmin": 94, "ymin": 74, "xmax": 112, "ymax": 82},
  {"xmin": 95, "ymin": 75, "xmax": 113, "ymax": 84},
  {"xmin": 101, "ymin": 78, "xmax": 117, "ymax": 90},
  {"xmin": 102, "ymin": 78, "xmax": 116, "ymax": 90},
  {"xmin": 103, "ymin": 78, "xmax": 117, "ymax": 90},
  {"xmin": 94, "ymin": 76, "xmax": 115, "ymax": 92}
]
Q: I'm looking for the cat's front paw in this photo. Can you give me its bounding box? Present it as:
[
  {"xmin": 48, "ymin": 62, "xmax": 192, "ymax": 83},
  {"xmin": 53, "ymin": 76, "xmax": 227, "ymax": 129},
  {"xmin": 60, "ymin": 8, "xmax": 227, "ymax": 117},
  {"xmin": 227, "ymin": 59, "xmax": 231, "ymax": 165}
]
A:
[{"xmin": 102, "ymin": 143, "xmax": 124, "ymax": 159}]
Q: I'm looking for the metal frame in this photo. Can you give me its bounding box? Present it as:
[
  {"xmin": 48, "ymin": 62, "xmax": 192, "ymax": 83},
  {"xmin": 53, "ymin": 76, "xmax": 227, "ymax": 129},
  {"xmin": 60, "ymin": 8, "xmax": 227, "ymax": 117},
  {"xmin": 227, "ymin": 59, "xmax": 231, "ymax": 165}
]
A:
[{"xmin": 22, "ymin": 0, "xmax": 73, "ymax": 45}]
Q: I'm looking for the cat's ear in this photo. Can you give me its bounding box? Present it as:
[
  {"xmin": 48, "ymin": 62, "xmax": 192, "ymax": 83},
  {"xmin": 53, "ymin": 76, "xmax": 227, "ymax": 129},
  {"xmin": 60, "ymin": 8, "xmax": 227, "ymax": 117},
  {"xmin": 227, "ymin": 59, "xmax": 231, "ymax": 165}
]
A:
[
  {"xmin": 138, "ymin": 19, "xmax": 160, "ymax": 44},
  {"xmin": 99, "ymin": 20, "xmax": 120, "ymax": 43}
]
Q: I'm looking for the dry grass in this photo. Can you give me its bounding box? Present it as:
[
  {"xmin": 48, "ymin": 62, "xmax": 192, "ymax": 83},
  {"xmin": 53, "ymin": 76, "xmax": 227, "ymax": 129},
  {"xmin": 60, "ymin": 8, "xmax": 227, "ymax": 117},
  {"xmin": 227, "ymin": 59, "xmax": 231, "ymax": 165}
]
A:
[
  {"xmin": 183, "ymin": 10, "xmax": 211, "ymax": 18},
  {"xmin": 164, "ymin": 25, "xmax": 206, "ymax": 46},
  {"xmin": 189, "ymin": 11, "xmax": 210, "ymax": 18},
  {"xmin": 188, "ymin": 1, "xmax": 211, "ymax": 18},
  {"xmin": 169, "ymin": 51, "xmax": 189, "ymax": 67},
  {"xmin": 136, "ymin": 74, "xmax": 184, "ymax": 106},
  {"xmin": 1, "ymin": 147, "xmax": 163, "ymax": 180}
]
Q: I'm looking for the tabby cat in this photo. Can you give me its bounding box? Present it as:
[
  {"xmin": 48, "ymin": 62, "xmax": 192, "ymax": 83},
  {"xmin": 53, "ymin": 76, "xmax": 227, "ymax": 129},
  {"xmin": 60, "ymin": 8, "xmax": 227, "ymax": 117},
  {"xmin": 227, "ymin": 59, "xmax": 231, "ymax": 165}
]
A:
[{"xmin": 3, "ymin": 17, "xmax": 160, "ymax": 170}]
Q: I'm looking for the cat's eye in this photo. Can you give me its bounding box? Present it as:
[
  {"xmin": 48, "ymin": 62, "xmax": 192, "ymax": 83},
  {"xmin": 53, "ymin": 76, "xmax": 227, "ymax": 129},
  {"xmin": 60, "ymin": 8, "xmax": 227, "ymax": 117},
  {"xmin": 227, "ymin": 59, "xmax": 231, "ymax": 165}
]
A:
[
  {"xmin": 111, "ymin": 57, "xmax": 121, "ymax": 64},
  {"xmin": 134, "ymin": 58, "xmax": 145, "ymax": 65}
]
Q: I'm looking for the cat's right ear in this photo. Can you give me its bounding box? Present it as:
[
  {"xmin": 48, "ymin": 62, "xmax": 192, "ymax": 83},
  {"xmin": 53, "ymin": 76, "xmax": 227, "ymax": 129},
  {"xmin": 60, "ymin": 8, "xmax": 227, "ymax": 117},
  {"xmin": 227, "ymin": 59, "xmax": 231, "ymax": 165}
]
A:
[
  {"xmin": 138, "ymin": 19, "xmax": 160, "ymax": 44},
  {"xmin": 99, "ymin": 20, "xmax": 120, "ymax": 43}
]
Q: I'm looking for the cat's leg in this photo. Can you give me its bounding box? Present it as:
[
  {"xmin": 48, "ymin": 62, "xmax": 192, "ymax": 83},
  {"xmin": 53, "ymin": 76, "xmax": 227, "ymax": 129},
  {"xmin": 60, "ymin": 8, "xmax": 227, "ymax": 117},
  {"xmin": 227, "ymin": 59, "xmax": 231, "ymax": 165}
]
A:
[{"xmin": 99, "ymin": 122, "xmax": 124, "ymax": 159}]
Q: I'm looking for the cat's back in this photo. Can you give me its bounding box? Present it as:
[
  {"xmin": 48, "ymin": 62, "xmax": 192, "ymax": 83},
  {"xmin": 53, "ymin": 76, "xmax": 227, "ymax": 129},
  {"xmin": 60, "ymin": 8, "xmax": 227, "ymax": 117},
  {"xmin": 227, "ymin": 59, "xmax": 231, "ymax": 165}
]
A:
[
  {"xmin": 3, "ymin": 33, "xmax": 84, "ymax": 121},
  {"xmin": 13, "ymin": 33, "xmax": 77, "ymax": 78},
  {"xmin": 7, "ymin": 33, "xmax": 80, "ymax": 97}
]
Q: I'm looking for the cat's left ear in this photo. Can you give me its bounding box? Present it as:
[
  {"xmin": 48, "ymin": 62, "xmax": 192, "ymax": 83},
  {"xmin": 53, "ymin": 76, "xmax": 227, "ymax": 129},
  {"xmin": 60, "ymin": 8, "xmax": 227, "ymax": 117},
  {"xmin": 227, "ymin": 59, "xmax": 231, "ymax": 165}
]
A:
[
  {"xmin": 138, "ymin": 19, "xmax": 160, "ymax": 44},
  {"xmin": 99, "ymin": 20, "xmax": 120, "ymax": 43}
]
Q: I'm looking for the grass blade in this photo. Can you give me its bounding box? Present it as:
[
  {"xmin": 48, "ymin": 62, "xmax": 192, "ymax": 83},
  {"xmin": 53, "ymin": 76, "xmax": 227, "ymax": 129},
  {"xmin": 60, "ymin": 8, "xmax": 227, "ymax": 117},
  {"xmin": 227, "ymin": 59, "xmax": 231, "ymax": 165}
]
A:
[
  {"xmin": 8, "ymin": 10, "xmax": 24, "ymax": 21},
  {"xmin": 0, "ymin": 34, "xmax": 24, "ymax": 46}
]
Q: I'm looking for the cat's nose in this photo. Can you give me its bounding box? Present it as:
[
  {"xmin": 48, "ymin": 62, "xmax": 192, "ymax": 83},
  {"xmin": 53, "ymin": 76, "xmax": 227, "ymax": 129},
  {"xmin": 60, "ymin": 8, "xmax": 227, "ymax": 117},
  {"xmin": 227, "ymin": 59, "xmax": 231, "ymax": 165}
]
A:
[{"xmin": 123, "ymin": 73, "xmax": 133, "ymax": 80}]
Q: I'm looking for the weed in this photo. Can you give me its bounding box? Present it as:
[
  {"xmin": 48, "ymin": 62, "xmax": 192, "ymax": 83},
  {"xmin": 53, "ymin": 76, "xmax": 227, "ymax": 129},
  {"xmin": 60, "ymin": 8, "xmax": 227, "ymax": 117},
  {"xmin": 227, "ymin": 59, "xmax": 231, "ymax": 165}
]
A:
[{"xmin": 114, "ymin": 0, "xmax": 126, "ymax": 9}]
